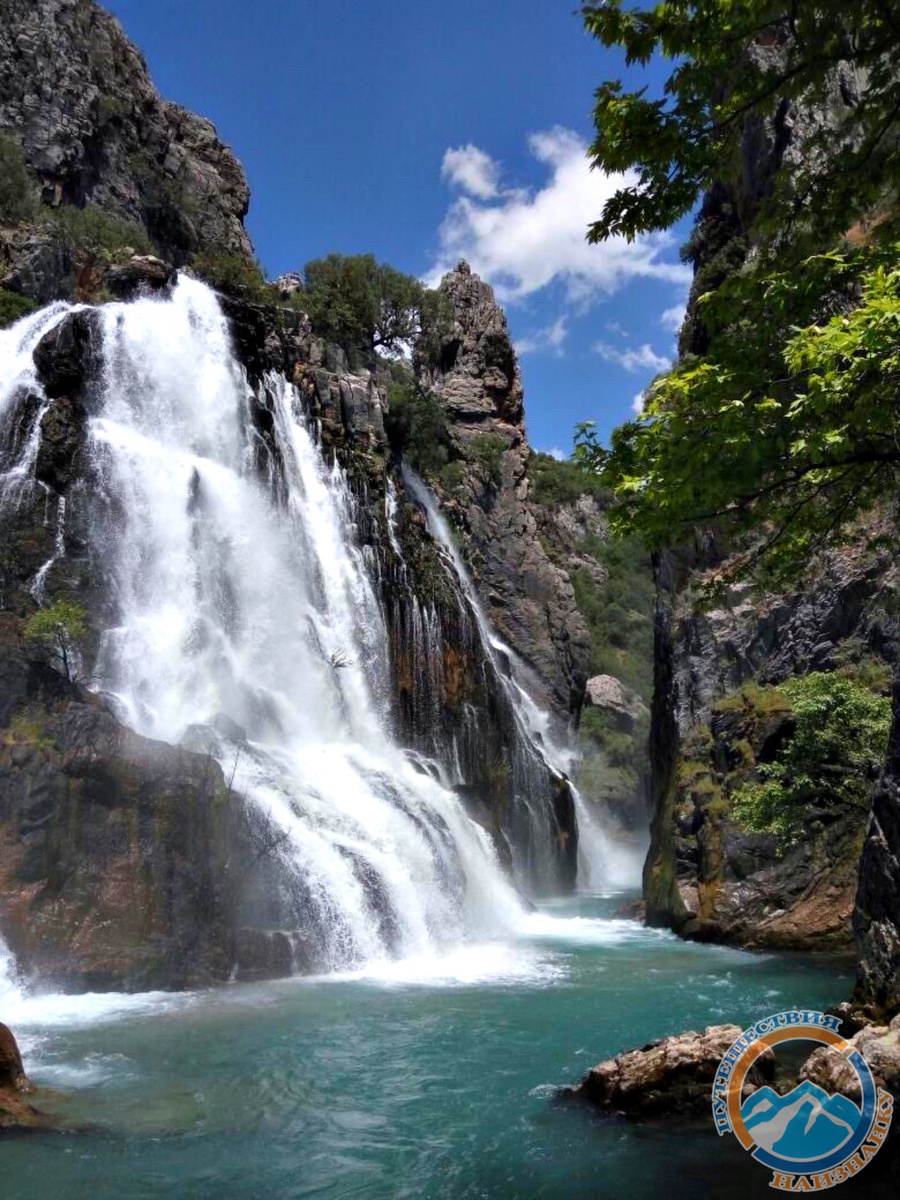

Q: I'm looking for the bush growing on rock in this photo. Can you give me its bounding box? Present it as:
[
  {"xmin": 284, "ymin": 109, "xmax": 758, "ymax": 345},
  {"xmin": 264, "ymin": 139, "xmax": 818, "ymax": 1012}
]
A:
[
  {"xmin": 384, "ymin": 375, "xmax": 450, "ymax": 475},
  {"xmin": 733, "ymin": 672, "xmax": 891, "ymax": 843},
  {"xmin": 50, "ymin": 203, "xmax": 155, "ymax": 258},
  {"xmin": 0, "ymin": 289, "xmax": 37, "ymax": 329},
  {"xmin": 470, "ymin": 433, "xmax": 506, "ymax": 487},
  {"xmin": 24, "ymin": 599, "xmax": 87, "ymax": 683},
  {"xmin": 190, "ymin": 248, "xmax": 277, "ymax": 304},
  {"xmin": 0, "ymin": 132, "xmax": 36, "ymax": 223}
]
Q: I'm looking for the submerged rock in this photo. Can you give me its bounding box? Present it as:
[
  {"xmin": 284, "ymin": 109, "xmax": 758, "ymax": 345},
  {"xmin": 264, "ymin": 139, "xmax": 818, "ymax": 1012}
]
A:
[{"xmin": 571, "ymin": 1024, "xmax": 775, "ymax": 1117}]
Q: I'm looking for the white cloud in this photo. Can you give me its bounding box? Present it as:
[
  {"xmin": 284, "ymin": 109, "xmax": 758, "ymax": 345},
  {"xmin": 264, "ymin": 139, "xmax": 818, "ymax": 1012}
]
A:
[
  {"xmin": 515, "ymin": 315, "xmax": 568, "ymax": 357},
  {"xmin": 543, "ymin": 446, "xmax": 567, "ymax": 461},
  {"xmin": 661, "ymin": 304, "xmax": 686, "ymax": 333},
  {"xmin": 429, "ymin": 126, "xmax": 691, "ymax": 305},
  {"xmin": 441, "ymin": 144, "xmax": 502, "ymax": 200},
  {"xmin": 631, "ymin": 391, "xmax": 646, "ymax": 415},
  {"xmin": 593, "ymin": 341, "xmax": 671, "ymax": 374}
]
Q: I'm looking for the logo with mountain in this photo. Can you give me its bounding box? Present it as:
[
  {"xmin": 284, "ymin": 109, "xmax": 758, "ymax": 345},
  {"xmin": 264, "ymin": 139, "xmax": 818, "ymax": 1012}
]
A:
[{"xmin": 711, "ymin": 1010, "xmax": 893, "ymax": 1192}]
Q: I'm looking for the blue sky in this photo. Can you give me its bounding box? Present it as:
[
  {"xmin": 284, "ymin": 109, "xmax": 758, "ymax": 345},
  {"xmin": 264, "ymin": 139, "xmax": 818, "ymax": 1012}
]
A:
[{"xmin": 106, "ymin": 0, "xmax": 692, "ymax": 457}]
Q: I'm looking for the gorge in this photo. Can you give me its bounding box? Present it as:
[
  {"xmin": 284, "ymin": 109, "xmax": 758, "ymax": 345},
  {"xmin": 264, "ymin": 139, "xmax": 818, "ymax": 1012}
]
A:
[{"xmin": 1, "ymin": 1, "xmax": 900, "ymax": 1198}]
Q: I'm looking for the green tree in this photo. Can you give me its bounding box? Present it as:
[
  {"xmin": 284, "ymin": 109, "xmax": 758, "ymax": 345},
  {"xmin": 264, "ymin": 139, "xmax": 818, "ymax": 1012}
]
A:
[
  {"xmin": 733, "ymin": 673, "xmax": 891, "ymax": 843},
  {"xmin": 576, "ymin": 246, "xmax": 900, "ymax": 590},
  {"xmin": 0, "ymin": 132, "xmax": 36, "ymax": 223},
  {"xmin": 300, "ymin": 253, "xmax": 448, "ymax": 360},
  {"xmin": 582, "ymin": 2, "xmax": 900, "ymax": 245},
  {"xmin": 576, "ymin": 4, "xmax": 900, "ymax": 590},
  {"xmin": 24, "ymin": 600, "xmax": 87, "ymax": 683},
  {"xmin": 471, "ymin": 434, "xmax": 507, "ymax": 487}
]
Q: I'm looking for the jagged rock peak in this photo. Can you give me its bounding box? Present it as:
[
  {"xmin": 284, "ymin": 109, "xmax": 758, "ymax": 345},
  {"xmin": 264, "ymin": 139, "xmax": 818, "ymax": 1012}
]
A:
[{"xmin": 0, "ymin": 0, "xmax": 253, "ymax": 266}]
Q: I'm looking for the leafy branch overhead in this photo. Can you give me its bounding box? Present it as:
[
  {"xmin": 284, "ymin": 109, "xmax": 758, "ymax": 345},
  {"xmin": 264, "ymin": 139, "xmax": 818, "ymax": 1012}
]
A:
[
  {"xmin": 582, "ymin": 1, "xmax": 900, "ymax": 245},
  {"xmin": 578, "ymin": 3, "xmax": 900, "ymax": 590}
]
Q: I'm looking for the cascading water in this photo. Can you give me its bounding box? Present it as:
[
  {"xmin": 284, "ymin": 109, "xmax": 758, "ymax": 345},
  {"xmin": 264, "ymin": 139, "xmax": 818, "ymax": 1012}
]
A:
[
  {"xmin": 401, "ymin": 466, "xmax": 636, "ymax": 892},
  {"xmin": 2, "ymin": 277, "xmax": 535, "ymax": 975}
]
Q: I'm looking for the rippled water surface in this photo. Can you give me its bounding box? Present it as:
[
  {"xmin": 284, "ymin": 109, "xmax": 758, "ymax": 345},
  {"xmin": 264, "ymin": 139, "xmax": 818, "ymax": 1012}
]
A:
[{"xmin": 5, "ymin": 892, "xmax": 888, "ymax": 1200}]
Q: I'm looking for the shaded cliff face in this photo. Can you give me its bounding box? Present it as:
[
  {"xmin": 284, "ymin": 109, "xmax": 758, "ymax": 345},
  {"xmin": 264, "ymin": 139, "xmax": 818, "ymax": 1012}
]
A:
[
  {"xmin": 645, "ymin": 530, "xmax": 898, "ymax": 951},
  {"xmin": 417, "ymin": 263, "xmax": 590, "ymax": 728},
  {"xmin": 644, "ymin": 40, "xmax": 900, "ymax": 973},
  {"xmin": 0, "ymin": 0, "xmax": 252, "ymax": 292}
]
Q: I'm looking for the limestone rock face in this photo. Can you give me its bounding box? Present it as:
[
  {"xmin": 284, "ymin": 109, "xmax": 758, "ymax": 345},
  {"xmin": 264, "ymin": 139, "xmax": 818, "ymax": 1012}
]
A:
[
  {"xmin": 418, "ymin": 263, "xmax": 590, "ymax": 725},
  {"xmin": 0, "ymin": 0, "xmax": 252, "ymax": 272},
  {"xmin": 573, "ymin": 1024, "xmax": 775, "ymax": 1117}
]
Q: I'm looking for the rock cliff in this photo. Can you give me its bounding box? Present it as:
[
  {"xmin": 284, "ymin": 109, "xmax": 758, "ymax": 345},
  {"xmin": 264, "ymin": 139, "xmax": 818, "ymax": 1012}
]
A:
[
  {"xmin": 417, "ymin": 263, "xmax": 591, "ymax": 728},
  {"xmin": 0, "ymin": 0, "xmax": 252, "ymax": 302}
]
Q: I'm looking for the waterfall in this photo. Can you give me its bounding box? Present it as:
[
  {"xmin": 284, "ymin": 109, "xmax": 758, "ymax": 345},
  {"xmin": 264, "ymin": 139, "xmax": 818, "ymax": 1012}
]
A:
[
  {"xmin": 401, "ymin": 467, "xmax": 630, "ymax": 892},
  {"xmin": 1, "ymin": 277, "xmax": 542, "ymax": 975}
]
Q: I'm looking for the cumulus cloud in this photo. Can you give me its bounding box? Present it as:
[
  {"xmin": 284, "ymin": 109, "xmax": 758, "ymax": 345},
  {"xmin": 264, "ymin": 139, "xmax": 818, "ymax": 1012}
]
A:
[
  {"xmin": 543, "ymin": 446, "xmax": 567, "ymax": 461},
  {"xmin": 515, "ymin": 315, "xmax": 568, "ymax": 357},
  {"xmin": 631, "ymin": 391, "xmax": 646, "ymax": 415},
  {"xmin": 429, "ymin": 126, "xmax": 690, "ymax": 305},
  {"xmin": 441, "ymin": 144, "xmax": 501, "ymax": 200},
  {"xmin": 593, "ymin": 341, "xmax": 671, "ymax": 374},
  {"xmin": 661, "ymin": 304, "xmax": 687, "ymax": 333}
]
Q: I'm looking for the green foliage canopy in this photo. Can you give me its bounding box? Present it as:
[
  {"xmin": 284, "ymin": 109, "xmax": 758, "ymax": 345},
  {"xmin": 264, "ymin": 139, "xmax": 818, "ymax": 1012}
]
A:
[
  {"xmin": 733, "ymin": 672, "xmax": 891, "ymax": 843},
  {"xmin": 576, "ymin": 245, "xmax": 900, "ymax": 590},
  {"xmin": 582, "ymin": 2, "xmax": 900, "ymax": 245},
  {"xmin": 299, "ymin": 253, "xmax": 448, "ymax": 360}
]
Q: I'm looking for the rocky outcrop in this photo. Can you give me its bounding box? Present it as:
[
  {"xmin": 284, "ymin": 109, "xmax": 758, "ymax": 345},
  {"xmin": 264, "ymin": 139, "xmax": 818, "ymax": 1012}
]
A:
[
  {"xmin": 571, "ymin": 1024, "xmax": 775, "ymax": 1117},
  {"xmin": 417, "ymin": 263, "xmax": 590, "ymax": 727},
  {"xmin": 0, "ymin": 1022, "xmax": 51, "ymax": 1130},
  {"xmin": 644, "ymin": 534, "xmax": 898, "ymax": 950},
  {"xmin": 801, "ymin": 1015, "xmax": 900, "ymax": 1102},
  {"xmin": 0, "ymin": 0, "xmax": 252, "ymax": 296},
  {"xmin": 585, "ymin": 674, "xmax": 648, "ymax": 731}
]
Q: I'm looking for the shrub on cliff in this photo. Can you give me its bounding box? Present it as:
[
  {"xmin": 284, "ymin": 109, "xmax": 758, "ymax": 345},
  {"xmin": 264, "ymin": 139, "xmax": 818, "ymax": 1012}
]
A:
[
  {"xmin": 298, "ymin": 253, "xmax": 448, "ymax": 363},
  {"xmin": 471, "ymin": 434, "xmax": 506, "ymax": 487},
  {"xmin": 50, "ymin": 204, "xmax": 155, "ymax": 258},
  {"xmin": 384, "ymin": 375, "xmax": 450, "ymax": 475},
  {"xmin": 733, "ymin": 673, "xmax": 891, "ymax": 844},
  {"xmin": 190, "ymin": 249, "xmax": 277, "ymax": 304},
  {"xmin": 0, "ymin": 132, "xmax": 36, "ymax": 223},
  {"xmin": 24, "ymin": 600, "xmax": 87, "ymax": 683},
  {"xmin": 0, "ymin": 289, "xmax": 37, "ymax": 330}
]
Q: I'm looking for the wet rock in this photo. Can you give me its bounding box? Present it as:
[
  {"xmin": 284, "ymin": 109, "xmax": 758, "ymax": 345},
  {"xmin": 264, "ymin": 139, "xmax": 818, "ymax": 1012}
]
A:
[
  {"xmin": 104, "ymin": 255, "xmax": 176, "ymax": 300},
  {"xmin": 35, "ymin": 394, "xmax": 87, "ymax": 493},
  {"xmin": 417, "ymin": 261, "xmax": 590, "ymax": 726},
  {"xmin": 234, "ymin": 928, "xmax": 294, "ymax": 982},
  {"xmin": 32, "ymin": 309, "xmax": 102, "ymax": 401},
  {"xmin": 571, "ymin": 1024, "xmax": 775, "ymax": 1117},
  {"xmin": 0, "ymin": 1022, "xmax": 51, "ymax": 1131}
]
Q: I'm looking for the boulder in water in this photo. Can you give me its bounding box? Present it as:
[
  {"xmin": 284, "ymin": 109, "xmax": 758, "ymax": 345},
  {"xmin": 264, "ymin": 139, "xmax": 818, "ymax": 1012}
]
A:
[
  {"xmin": 570, "ymin": 1024, "xmax": 775, "ymax": 1117},
  {"xmin": 0, "ymin": 1022, "xmax": 52, "ymax": 1131}
]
